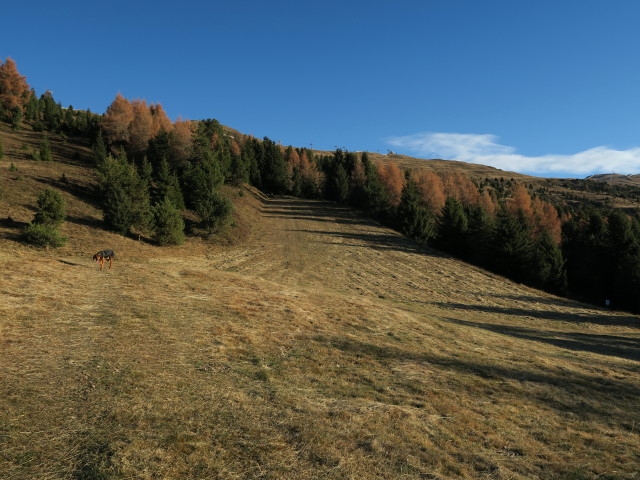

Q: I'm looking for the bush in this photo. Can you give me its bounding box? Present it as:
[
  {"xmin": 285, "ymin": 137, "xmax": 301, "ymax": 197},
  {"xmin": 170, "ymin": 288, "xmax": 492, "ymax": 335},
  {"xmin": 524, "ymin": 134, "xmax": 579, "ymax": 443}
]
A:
[
  {"xmin": 22, "ymin": 222, "xmax": 67, "ymax": 248},
  {"xmin": 34, "ymin": 188, "xmax": 66, "ymax": 225}
]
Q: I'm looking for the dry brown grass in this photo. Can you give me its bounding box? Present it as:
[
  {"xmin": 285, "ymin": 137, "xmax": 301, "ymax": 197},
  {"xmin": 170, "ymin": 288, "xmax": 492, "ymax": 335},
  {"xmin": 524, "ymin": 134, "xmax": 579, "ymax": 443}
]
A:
[{"xmin": 1, "ymin": 127, "xmax": 640, "ymax": 479}]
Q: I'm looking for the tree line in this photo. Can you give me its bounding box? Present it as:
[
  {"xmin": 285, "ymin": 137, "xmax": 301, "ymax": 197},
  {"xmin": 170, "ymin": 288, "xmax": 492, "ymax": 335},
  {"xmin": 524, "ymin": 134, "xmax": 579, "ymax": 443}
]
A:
[{"xmin": 3, "ymin": 57, "xmax": 640, "ymax": 312}]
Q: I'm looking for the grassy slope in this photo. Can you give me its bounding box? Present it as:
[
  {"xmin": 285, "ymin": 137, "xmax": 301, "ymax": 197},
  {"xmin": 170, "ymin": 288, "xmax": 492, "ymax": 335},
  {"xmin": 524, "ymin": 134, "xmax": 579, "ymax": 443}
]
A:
[{"xmin": 1, "ymin": 126, "xmax": 639, "ymax": 479}]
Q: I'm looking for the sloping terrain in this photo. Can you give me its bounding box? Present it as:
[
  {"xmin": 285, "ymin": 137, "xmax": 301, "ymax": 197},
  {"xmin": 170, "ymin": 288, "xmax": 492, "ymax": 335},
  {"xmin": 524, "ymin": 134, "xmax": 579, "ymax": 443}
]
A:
[
  {"xmin": 1, "ymin": 128, "xmax": 639, "ymax": 479},
  {"xmin": 1, "ymin": 178, "xmax": 639, "ymax": 478}
]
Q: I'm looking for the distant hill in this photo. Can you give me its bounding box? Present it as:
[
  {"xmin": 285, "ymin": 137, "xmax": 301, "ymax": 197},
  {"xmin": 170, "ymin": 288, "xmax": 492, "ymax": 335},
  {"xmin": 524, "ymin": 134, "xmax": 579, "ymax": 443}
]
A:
[{"xmin": 586, "ymin": 173, "xmax": 640, "ymax": 186}]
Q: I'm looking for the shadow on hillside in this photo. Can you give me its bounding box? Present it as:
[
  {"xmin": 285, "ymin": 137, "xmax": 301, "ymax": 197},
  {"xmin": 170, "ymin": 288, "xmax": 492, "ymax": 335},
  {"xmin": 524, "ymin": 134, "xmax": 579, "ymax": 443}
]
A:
[
  {"xmin": 485, "ymin": 293, "xmax": 595, "ymax": 309},
  {"xmin": 442, "ymin": 317, "xmax": 640, "ymax": 361},
  {"xmin": 323, "ymin": 335, "xmax": 640, "ymax": 421},
  {"xmin": 434, "ymin": 301, "xmax": 640, "ymax": 328},
  {"xmin": 262, "ymin": 197, "xmax": 446, "ymax": 256},
  {"xmin": 58, "ymin": 259, "xmax": 85, "ymax": 267},
  {"xmin": 0, "ymin": 216, "xmax": 28, "ymax": 241},
  {"xmin": 289, "ymin": 229, "xmax": 436, "ymax": 256},
  {"xmin": 33, "ymin": 175, "xmax": 100, "ymax": 208},
  {"xmin": 265, "ymin": 214, "xmax": 362, "ymax": 226},
  {"xmin": 261, "ymin": 200, "xmax": 363, "ymax": 225},
  {"xmin": 65, "ymin": 214, "xmax": 103, "ymax": 228}
]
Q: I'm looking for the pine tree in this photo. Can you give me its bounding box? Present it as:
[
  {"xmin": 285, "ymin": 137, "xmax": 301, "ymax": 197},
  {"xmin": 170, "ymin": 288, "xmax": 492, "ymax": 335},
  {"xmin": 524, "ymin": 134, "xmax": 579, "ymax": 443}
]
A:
[
  {"xmin": 334, "ymin": 163, "xmax": 350, "ymax": 203},
  {"xmin": 40, "ymin": 134, "xmax": 52, "ymax": 162},
  {"xmin": 92, "ymin": 130, "xmax": 108, "ymax": 165},
  {"xmin": 23, "ymin": 188, "xmax": 67, "ymax": 248},
  {"xmin": 397, "ymin": 171, "xmax": 436, "ymax": 243},
  {"xmin": 34, "ymin": 188, "xmax": 66, "ymax": 225},
  {"xmin": 490, "ymin": 207, "xmax": 534, "ymax": 283},
  {"xmin": 97, "ymin": 153, "xmax": 152, "ymax": 235},
  {"xmin": 348, "ymin": 154, "xmax": 367, "ymax": 207},
  {"xmin": 24, "ymin": 90, "xmax": 39, "ymax": 121},
  {"xmin": 10, "ymin": 106, "xmax": 22, "ymax": 129},
  {"xmin": 152, "ymin": 156, "xmax": 185, "ymax": 210},
  {"xmin": 605, "ymin": 211, "xmax": 640, "ymax": 311},
  {"xmin": 229, "ymin": 139, "xmax": 248, "ymax": 186},
  {"xmin": 39, "ymin": 93, "xmax": 62, "ymax": 132},
  {"xmin": 152, "ymin": 196, "xmax": 185, "ymax": 246},
  {"xmin": 465, "ymin": 204, "xmax": 494, "ymax": 266},
  {"xmin": 563, "ymin": 209, "xmax": 608, "ymax": 303},
  {"xmin": 436, "ymin": 196, "xmax": 468, "ymax": 256},
  {"xmin": 530, "ymin": 230, "xmax": 567, "ymax": 294},
  {"xmin": 258, "ymin": 137, "xmax": 289, "ymax": 194},
  {"xmin": 195, "ymin": 191, "xmax": 232, "ymax": 234},
  {"xmin": 362, "ymin": 152, "xmax": 389, "ymax": 218}
]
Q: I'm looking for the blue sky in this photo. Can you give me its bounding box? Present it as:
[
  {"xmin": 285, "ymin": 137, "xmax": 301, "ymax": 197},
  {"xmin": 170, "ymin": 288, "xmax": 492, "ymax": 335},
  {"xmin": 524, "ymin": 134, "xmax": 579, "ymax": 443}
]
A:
[{"xmin": 3, "ymin": 0, "xmax": 640, "ymax": 178}]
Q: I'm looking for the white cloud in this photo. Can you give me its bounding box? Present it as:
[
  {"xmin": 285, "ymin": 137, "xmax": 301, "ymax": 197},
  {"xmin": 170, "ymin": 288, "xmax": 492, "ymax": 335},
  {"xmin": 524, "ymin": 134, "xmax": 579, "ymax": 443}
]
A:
[{"xmin": 387, "ymin": 132, "xmax": 640, "ymax": 177}]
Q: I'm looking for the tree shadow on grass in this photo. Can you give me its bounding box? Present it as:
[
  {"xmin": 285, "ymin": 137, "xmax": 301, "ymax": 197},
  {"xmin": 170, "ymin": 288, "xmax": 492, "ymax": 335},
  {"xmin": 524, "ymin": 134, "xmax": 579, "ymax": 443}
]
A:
[
  {"xmin": 320, "ymin": 334, "xmax": 640, "ymax": 422},
  {"xmin": 32, "ymin": 175, "xmax": 101, "ymax": 208},
  {"xmin": 441, "ymin": 317, "xmax": 640, "ymax": 362},
  {"xmin": 65, "ymin": 214, "xmax": 103, "ymax": 228},
  {"xmin": 288, "ymin": 229, "xmax": 443, "ymax": 257},
  {"xmin": 0, "ymin": 216, "xmax": 28, "ymax": 241},
  {"xmin": 433, "ymin": 301, "xmax": 640, "ymax": 329}
]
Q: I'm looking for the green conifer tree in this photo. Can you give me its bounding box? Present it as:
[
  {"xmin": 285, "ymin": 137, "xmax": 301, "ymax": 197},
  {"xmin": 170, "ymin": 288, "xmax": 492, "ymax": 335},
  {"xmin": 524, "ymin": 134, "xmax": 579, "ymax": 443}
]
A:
[
  {"xmin": 490, "ymin": 207, "xmax": 534, "ymax": 283},
  {"xmin": 397, "ymin": 171, "xmax": 436, "ymax": 243},
  {"xmin": 334, "ymin": 163, "xmax": 350, "ymax": 204},
  {"xmin": 92, "ymin": 130, "xmax": 108, "ymax": 165},
  {"xmin": 436, "ymin": 196, "xmax": 468, "ymax": 256},
  {"xmin": 531, "ymin": 230, "xmax": 567, "ymax": 294},
  {"xmin": 34, "ymin": 187, "xmax": 66, "ymax": 225},
  {"xmin": 153, "ymin": 156, "xmax": 185, "ymax": 210},
  {"xmin": 259, "ymin": 138, "xmax": 289, "ymax": 194},
  {"xmin": 40, "ymin": 134, "xmax": 52, "ymax": 162},
  {"xmin": 152, "ymin": 196, "xmax": 186, "ymax": 246},
  {"xmin": 97, "ymin": 153, "xmax": 152, "ymax": 235},
  {"xmin": 22, "ymin": 188, "xmax": 67, "ymax": 248},
  {"xmin": 464, "ymin": 204, "xmax": 494, "ymax": 266}
]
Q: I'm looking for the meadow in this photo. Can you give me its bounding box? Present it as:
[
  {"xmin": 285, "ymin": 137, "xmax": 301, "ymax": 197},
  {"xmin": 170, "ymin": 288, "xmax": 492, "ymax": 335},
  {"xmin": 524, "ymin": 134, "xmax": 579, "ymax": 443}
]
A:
[{"xmin": 1, "ymin": 128, "xmax": 639, "ymax": 479}]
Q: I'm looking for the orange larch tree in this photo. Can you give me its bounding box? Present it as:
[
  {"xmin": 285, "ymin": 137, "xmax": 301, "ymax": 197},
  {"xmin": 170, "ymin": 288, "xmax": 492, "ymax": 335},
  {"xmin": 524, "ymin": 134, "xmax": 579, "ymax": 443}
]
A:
[
  {"xmin": 377, "ymin": 161, "xmax": 405, "ymax": 206},
  {"xmin": 170, "ymin": 118, "xmax": 193, "ymax": 168},
  {"xmin": 414, "ymin": 170, "xmax": 446, "ymax": 213},
  {"xmin": 150, "ymin": 103, "xmax": 172, "ymax": 136},
  {"xmin": 0, "ymin": 57, "xmax": 30, "ymax": 112},
  {"xmin": 478, "ymin": 189, "xmax": 497, "ymax": 216},
  {"xmin": 442, "ymin": 172, "xmax": 481, "ymax": 206},
  {"xmin": 533, "ymin": 196, "xmax": 562, "ymax": 244},
  {"xmin": 101, "ymin": 93, "xmax": 134, "ymax": 148},
  {"xmin": 299, "ymin": 150, "xmax": 323, "ymax": 197},
  {"xmin": 508, "ymin": 182, "xmax": 534, "ymax": 218},
  {"xmin": 128, "ymin": 99, "xmax": 154, "ymax": 157}
]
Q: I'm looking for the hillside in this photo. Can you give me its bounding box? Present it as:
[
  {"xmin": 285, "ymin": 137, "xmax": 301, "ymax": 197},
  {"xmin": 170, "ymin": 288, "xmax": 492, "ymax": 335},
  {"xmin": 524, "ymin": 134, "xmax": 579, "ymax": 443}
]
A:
[
  {"xmin": 1, "ymin": 128, "xmax": 640, "ymax": 479},
  {"xmin": 310, "ymin": 149, "xmax": 640, "ymax": 212}
]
